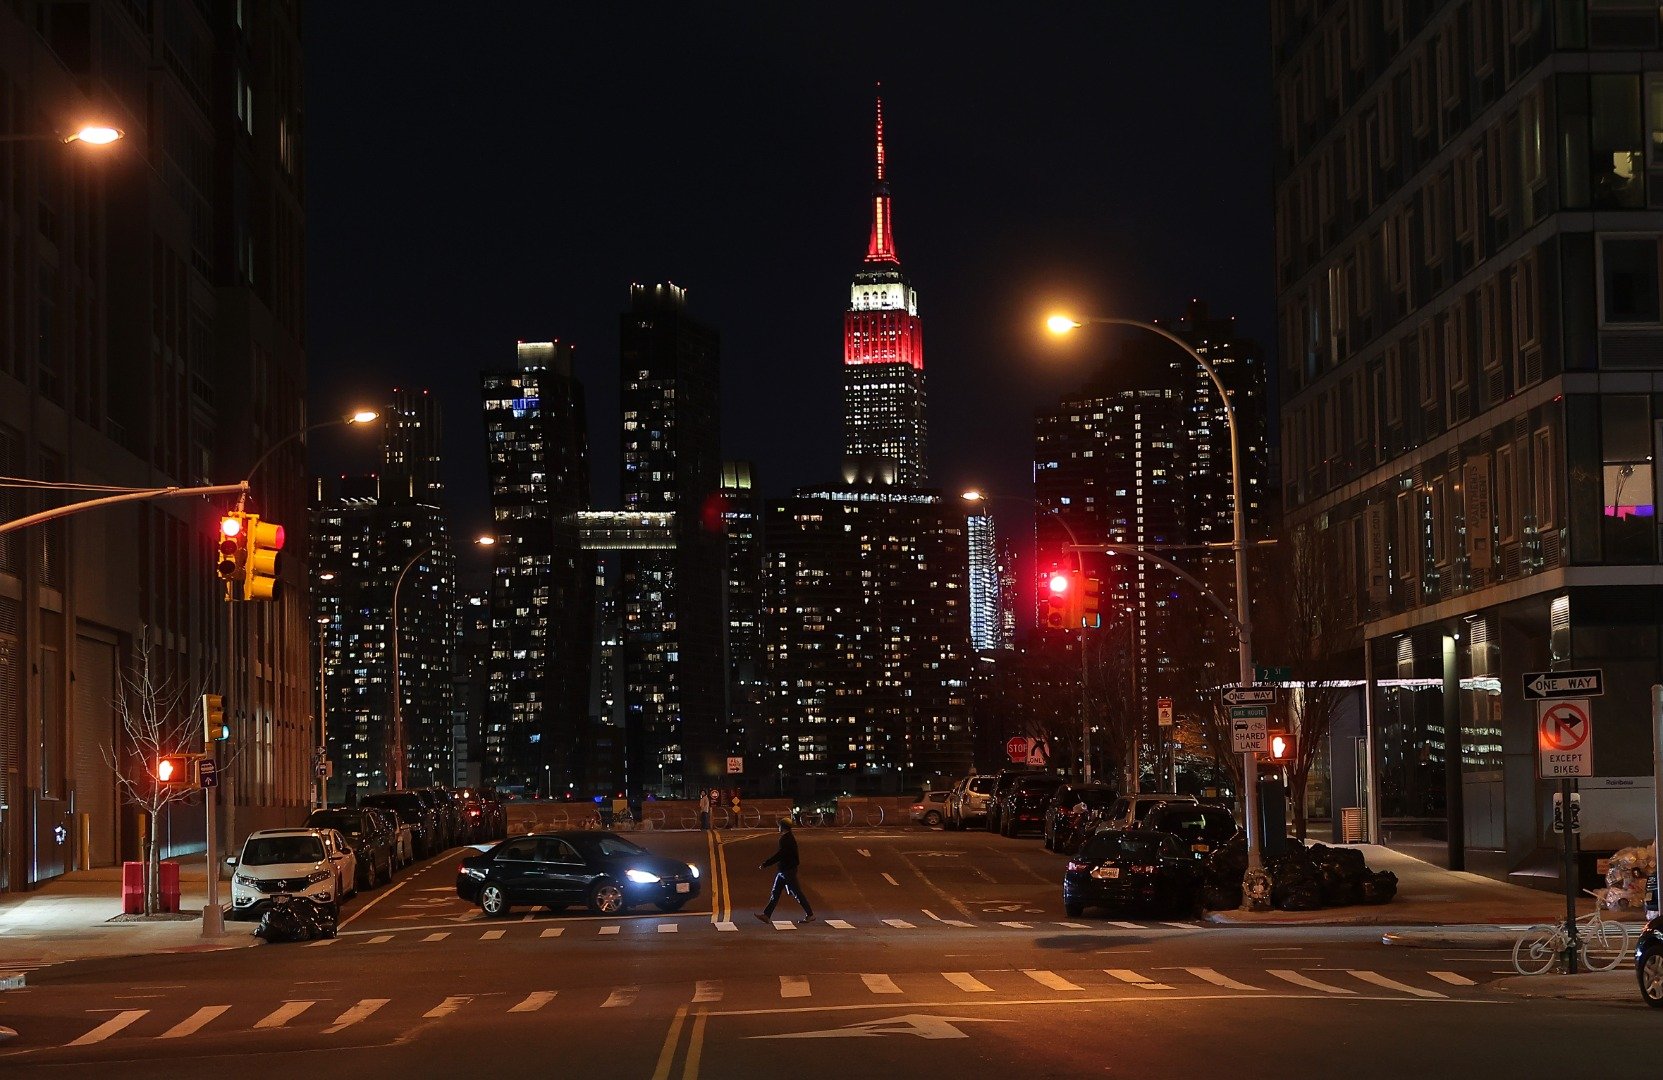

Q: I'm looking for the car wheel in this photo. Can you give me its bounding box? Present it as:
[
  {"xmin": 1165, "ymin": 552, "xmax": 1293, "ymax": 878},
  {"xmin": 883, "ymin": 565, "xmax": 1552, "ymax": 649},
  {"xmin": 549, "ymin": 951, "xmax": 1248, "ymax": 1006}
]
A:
[
  {"xmin": 589, "ymin": 880, "xmax": 626, "ymax": 916},
  {"xmin": 923, "ymin": 811, "xmax": 942, "ymax": 827},
  {"xmin": 1064, "ymin": 902, "xmax": 1084, "ymax": 918},
  {"xmin": 480, "ymin": 883, "xmax": 512, "ymax": 918},
  {"xmin": 1640, "ymin": 950, "xmax": 1663, "ymax": 1008},
  {"xmin": 656, "ymin": 898, "xmax": 688, "ymax": 913}
]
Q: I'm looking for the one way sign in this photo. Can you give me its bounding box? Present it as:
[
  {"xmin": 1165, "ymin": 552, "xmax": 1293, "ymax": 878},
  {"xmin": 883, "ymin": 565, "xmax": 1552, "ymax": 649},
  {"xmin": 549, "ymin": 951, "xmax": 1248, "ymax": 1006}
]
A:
[{"xmin": 1523, "ymin": 669, "xmax": 1604, "ymax": 700}]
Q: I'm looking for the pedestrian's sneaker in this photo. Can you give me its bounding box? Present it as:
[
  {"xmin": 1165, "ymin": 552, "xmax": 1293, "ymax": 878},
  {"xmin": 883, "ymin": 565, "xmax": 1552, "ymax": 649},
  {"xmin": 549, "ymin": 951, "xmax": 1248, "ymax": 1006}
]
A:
[
  {"xmin": 799, "ymin": 913, "xmax": 815, "ymax": 924},
  {"xmin": 754, "ymin": 913, "xmax": 771, "ymax": 924}
]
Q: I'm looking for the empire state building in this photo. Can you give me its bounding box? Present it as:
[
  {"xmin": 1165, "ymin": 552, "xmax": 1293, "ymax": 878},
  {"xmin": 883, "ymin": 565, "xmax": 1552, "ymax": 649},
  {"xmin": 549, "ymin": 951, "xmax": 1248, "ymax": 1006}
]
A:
[{"xmin": 842, "ymin": 91, "xmax": 927, "ymax": 486}]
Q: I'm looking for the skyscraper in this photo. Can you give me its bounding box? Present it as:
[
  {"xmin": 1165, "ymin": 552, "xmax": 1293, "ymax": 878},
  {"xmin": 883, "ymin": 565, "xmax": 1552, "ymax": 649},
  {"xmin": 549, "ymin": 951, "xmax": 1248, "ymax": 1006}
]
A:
[
  {"xmin": 618, "ymin": 285, "xmax": 725, "ymax": 797},
  {"xmin": 720, "ymin": 462, "xmax": 767, "ymax": 768},
  {"xmin": 966, "ymin": 508, "xmax": 1002, "ymax": 653},
  {"xmin": 481, "ymin": 342, "xmax": 594, "ymax": 794},
  {"xmin": 842, "ymin": 92, "xmax": 928, "ymax": 485}
]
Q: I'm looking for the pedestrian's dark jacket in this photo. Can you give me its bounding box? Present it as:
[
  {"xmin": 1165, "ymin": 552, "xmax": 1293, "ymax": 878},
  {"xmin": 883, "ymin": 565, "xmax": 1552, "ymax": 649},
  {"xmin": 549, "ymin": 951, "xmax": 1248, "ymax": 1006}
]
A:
[{"xmin": 761, "ymin": 830, "xmax": 800, "ymax": 873}]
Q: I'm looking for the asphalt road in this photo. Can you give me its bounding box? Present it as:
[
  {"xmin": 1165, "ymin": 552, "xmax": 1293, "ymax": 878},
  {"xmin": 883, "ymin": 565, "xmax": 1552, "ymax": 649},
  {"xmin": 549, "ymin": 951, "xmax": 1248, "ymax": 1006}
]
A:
[{"xmin": 1, "ymin": 826, "xmax": 1657, "ymax": 1078}]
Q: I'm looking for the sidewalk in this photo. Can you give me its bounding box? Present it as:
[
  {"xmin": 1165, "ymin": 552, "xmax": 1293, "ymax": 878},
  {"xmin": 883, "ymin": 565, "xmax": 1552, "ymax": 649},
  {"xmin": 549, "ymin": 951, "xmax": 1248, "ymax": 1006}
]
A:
[
  {"xmin": 1204, "ymin": 844, "xmax": 1640, "ymax": 928},
  {"xmin": 0, "ymin": 856, "xmax": 257, "ymax": 987}
]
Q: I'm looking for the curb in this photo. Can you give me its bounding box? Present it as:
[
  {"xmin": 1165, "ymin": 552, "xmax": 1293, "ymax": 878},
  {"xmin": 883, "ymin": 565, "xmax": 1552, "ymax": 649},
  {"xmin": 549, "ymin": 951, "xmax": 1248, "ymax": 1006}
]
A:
[
  {"xmin": 1380, "ymin": 930, "xmax": 1519, "ymax": 949},
  {"xmin": 1491, "ymin": 972, "xmax": 1640, "ymax": 1004}
]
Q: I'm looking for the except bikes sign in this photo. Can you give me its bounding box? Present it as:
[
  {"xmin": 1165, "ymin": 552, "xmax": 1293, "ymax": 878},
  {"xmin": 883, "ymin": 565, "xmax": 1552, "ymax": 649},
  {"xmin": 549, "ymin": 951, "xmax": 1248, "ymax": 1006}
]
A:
[{"xmin": 1536, "ymin": 699, "xmax": 1593, "ymax": 778}]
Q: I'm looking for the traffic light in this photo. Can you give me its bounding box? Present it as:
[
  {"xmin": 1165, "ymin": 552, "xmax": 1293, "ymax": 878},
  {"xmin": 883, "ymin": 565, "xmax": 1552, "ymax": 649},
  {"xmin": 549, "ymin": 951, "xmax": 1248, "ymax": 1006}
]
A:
[
  {"xmin": 1081, "ymin": 575, "xmax": 1102, "ymax": 629},
  {"xmin": 241, "ymin": 514, "xmax": 285, "ymax": 601},
  {"xmin": 155, "ymin": 754, "xmax": 198, "ymax": 790},
  {"xmin": 216, "ymin": 514, "xmax": 246, "ymax": 591},
  {"xmin": 1267, "ymin": 730, "xmax": 1293, "ymax": 764},
  {"xmin": 202, "ymin": 694, "xmax": 229, "ymax": 743},
  {"xmin": 1039, "ymin": 570, "xmax": 1071, "ymax": 629}
]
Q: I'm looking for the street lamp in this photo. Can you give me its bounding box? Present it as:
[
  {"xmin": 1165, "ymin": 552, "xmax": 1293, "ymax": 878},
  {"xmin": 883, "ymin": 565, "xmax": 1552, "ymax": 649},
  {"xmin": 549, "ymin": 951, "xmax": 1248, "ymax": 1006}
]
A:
[
  {"xmin": 1045, "ymin": 310, "xmax": 1269, "ymax": 909},
  {"xmin": 963, "ymin": 489, "xmax": 1095, "ymax": 784},
  {"xmin": 0, "ymin": 124, "xmax": 125, "ymax": 145},
  {"xmin": 241, "ymin": 409, "xmax": 380, "ymax": 488}
]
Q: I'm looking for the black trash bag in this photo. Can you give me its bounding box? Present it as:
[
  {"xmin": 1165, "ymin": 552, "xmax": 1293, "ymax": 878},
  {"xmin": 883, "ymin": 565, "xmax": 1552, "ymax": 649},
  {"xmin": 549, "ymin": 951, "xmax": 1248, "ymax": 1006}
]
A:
[
  {"xmin": 1319, "ymin": 863, "xmax": 1362, "ymax": 906},
  {"xmin": 1204, "ymin": 837, "xmax": 1248, "ymax": 887},
  {"xmin": 255, "ymin": 897, "xmax": 338, "ymax": 943},
  {"xmin": 1359, "ymin": 870, "xmax": 1398, "ymax": 904},
  {"xmin": 1279, "ymin": 885, "xmax": 1325, "ymax": 910},
  {"xmin": 1204, "ymin": 882, "xmax": 1242, "ymax": 911}
]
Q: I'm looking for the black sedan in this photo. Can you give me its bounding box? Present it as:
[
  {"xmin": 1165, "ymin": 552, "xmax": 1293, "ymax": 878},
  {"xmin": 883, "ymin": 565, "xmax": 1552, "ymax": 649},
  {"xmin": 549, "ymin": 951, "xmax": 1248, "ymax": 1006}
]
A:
[
  {"xmin": 1638, "ymin": 913, "xmax": 1663, "ymax": 1007},
  {"xmin": 1063, "ymin": 828, "xmax": 1203, "ymax": 918},
  {"xmin": 1142, "ymin": 802, "xmax": 1241, "ymax": 862},
  {"xmin": 1043, "ymin": 783, "xmax": 1116, "ymax": 852},
  {"xmin": 457, "ymin": 831, "xmax": 701, "ymax": 917}
]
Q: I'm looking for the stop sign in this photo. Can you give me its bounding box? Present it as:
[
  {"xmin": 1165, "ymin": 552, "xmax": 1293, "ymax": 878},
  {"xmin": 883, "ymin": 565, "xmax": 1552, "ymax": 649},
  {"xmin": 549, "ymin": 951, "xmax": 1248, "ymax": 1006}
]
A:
[{"xmin": 1006, "ymin": 736, "xmax": 1028, "ymax": 763}]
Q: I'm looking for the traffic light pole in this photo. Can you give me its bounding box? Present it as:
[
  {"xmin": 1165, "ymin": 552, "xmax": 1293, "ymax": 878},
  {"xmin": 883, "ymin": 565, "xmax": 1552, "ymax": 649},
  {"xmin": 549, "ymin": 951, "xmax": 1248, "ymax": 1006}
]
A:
[{"xmin": 203, "ymin": 599, "xmax": 230, "ymax": 937}]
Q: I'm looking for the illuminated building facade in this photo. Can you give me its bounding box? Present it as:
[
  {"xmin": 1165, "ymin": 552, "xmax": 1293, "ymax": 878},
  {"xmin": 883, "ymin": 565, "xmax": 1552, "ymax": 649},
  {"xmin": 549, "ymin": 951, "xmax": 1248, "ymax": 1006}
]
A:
[
  {"xmin": 721, "ymin": 462, "xmax": 767, "ymax": 767},
  {"xmin": 967, "ymin": 508, "xmax": 1001, "ymax": 653}
]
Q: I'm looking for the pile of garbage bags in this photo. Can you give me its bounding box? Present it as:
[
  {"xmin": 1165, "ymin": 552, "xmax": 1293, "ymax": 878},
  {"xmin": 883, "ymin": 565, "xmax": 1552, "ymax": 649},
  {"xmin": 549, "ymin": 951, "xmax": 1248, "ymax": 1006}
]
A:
[
  {"xmin": 1597, "ymin": 841, "xmax": 1656, "ymax": 911},
  {"xmin": 1201, "ymin": 837, "xmax": 1398, "ymax": 912}
]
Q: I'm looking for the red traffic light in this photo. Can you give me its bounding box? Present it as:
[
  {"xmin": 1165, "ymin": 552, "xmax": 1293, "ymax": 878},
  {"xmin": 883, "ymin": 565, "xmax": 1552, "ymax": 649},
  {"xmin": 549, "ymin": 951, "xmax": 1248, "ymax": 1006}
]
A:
[
  {"xmin": 219, "ymin": 515, "xmax": 242, "ymax": 538},
  {"xmin": 1047, "ymin": 573, "xmax": 1071, "ymax": 595}
]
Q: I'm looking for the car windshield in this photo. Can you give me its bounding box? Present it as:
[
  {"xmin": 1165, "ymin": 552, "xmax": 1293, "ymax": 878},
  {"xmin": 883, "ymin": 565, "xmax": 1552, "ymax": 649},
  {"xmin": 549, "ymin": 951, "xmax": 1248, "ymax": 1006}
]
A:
[
  {"xmin": 574, "ymin": 835, "xmax": 646, "ymax": 859},
  {"xmin": 1081, "ymin": 834, "xmax": 1167, "ymax": 863},
  {"xmin": 242, "ymin": 836, "xmax": 325, "ymax": 865},
  {"xmin": 308, "ymin": 812, "xmax": 366, "ymax": 835}
]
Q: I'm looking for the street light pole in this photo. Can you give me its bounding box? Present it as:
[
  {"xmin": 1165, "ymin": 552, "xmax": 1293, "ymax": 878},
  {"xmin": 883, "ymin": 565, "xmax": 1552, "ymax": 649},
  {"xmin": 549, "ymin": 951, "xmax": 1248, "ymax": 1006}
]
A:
[
  {"xmin": 1049, "ymin": 313, "xmax": 1269, "ymax": 910},
  {"xmin": 389, "ymin": 545, "xmax": 433, "ymax": 792}
]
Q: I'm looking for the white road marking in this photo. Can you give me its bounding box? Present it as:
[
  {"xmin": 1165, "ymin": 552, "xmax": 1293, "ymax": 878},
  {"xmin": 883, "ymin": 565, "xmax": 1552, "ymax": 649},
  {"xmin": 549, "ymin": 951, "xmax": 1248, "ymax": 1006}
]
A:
[
  {"xmin": 337, "ymin": 876, "xmax": 410, "ymax": 928},
  {"xmin": 658, "ymin": 923, "xmax": 679, "ymax": 933},
  {"xmin": 943, "ymin": 919, "xmax": 975, "ymax": 928},
  {"xmin": 509, "ymin": 991, "xmax": 557, "ymax": 1013},
  {"xmin": 424, "ymin": 932, "xmax": 451, "ymax": 942},
  {"xmin": 1160, "ymin": 922, "xmax": 1194, "ymax": 929},
  {"xmin": 1267, "ymin": 970, "xmax": 1355, "ymax": 995},
  {"xmin": 1058, "ymin": 922, "xmax": 1090, "ymax": 929},
  {"xmin": 882, "ymin": 919, "xmax": 916, "ymax": 929},
  {"xmin": 827, "ymin": 919, "xmax": 855, "ymax": 929},
  {"xmin": 1348, "ymin": 970, "xmax": 1446, "ymax": 999},
  {"xmin": 1105, "ymin": 969, "xmax": 1172, "ymax": 990},
  {"xmin": 1023, "ymin": 970, "xmax": 1082, "ymax": 991},
  {"xmin": 601, "ymin": 986, "xmax": 640, "ymax": 1008},
  {"xmin": 999, "ymin": 921, "xmax": 1032, "ymax": 929},
  {"xmin": 780, "ymin": 975, "xmax": 812, "ymax": 999},
  {"xmin": 922, "ymin": 909, "xmax": 943, "ymax": 921},
  {"xmin": 480, "ymin": 930, "xmax": 506, "ymax": 941},
  {"xmin": 880, "ymin": 873, "xmax": 900, "ymax": 886},
  {"xmin": 1108, "ymin": 921, "xmax": 1143, "ymax": 929},
  {"xmin": 693, "ymin": 980, "xmax": 723, "ymax": 1003},
  {"xmin": 858, "ymin": 850, "xmax": 871, "ymax": 858},
  {"xmin": 253, "ymin": 1000, "xmax": 315, "ymax": 1029},
  {"xmin": 423, "ymin": 995, "xmax": 472, "ymax": 1019},
  {"xmin": 1428, "ymin": 971, "xmax": 1476, "ymax": 986},
  {"xmin": 367, "ymin": 934, "xmax": 393, "ymax": 944},
  {"xmin": 520, "ymin": 913, "xmax": 536, "ymax": 922},
  {"xmin": 599, "ymin": 925, "xmax": 620, "ymax": 935},
  {"xmin": 716, "ymin": 921, "xmax": 738, "ymax": 932},
  {"xmin": 68, "ymin": 1010, "xmax": 148, "ymax": 1046},
  {"xmin": 539, "ymin": 927, "xmax": 563, "ymax": 939},
  {"xmin": 772, "ymin": 920, "xmax": 797, "ymax": 931},
  {"xmin": 943, "ymin": 972, "xmax": 993, "ymax": 993},
  {"xmin": 861, "ymin": 974, "xmax": 902, "ymax": 994},
  {"xmin": 158, "ymin": 1005, "xmax": 230, "ymax": 1039},
  {"xmin": 303, "ymin": 938, "xmax": 336, "ymax": 948},
  {"xmin": 324, "ymin": 998, "xmax": 388, "ymax": 1033},
  {"xmin": 1185, "ymin": 968, "xmax": 1261, "ymax": 991}
]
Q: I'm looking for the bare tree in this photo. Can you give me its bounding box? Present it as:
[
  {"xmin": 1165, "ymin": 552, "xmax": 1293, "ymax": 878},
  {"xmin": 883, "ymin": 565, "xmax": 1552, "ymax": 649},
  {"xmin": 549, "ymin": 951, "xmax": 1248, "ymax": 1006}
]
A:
[
  {"xmin": 103, "ymin": 631, "xmax": 206, "ymax": 916},
  {"xmin": 1082, "ymin": 607, "xmax": 1142, "ymax": 792}
]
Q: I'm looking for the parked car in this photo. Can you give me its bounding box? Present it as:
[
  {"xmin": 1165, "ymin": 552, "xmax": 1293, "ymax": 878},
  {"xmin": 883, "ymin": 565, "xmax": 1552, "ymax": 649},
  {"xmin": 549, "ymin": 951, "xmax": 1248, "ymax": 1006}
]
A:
[
  {"xmin": 984, "ymin": 769, "xmax": 1038, "ymax": 834},
  {"xmin": 381, "ymin": 808, "xmax": 416, "ymax": 867},
  {"xmin": 908, "ymin": 790, "xmax": 950, "ymax": 827},
  {"xmin": 996, "ymin": 774, "xmax": 1065, "ymax": 837},
  {"xmin": 362, "ymin": 792, "xmax": 438, "ymax": 857},
  {"xmin": 1637, "ymin": 914, "xmax": 1663, "ymax": 1007},
  {"xmin": 1043, "ymin": 783, "xmax": 1117, "ymax": 852},
  {"xmin": 305, "ymin": 807, "xmax": 396, "ymax": 888},
  {"xmin": 415, "ymin": 788, "xmax": 458, "ymax": 848},
  {"xmin": 945, "ymin": 774, "xmax": 995, "ymax": 830},
  {"xmin": 453, "ymin": 790, "xmax": 488, "ymax": 844},
  {"xmin": 1062, "ymin": 828, "xmax": 1204, "ymax": 917},
  {"xmin": 1142, "ymin": 802, "xmax": 1240, "ymax": 861},
  {"xmin": 317, "ymin": 828, "xmax": 359, "ymax": 900},
  {"xmin": 1059, "ymin": 794, "xmax": 1199, "ymax": 856},
  {"xmin": 456, "ymin": 832, "xmax": 701, "ymax": 917},
  {"xmin": 228, "ymin": 829, "xmax": 340, "ymax": 920}
]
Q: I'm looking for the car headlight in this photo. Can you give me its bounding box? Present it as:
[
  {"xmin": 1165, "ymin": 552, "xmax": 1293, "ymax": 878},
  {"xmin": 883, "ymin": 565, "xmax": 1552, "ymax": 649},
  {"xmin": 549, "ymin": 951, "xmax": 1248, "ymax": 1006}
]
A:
[
  {"xmin": 687, "ymin": 864, "xmax": 699, "ymax": 879},
  {"xmin": 625, "ymin": 869, "xmax": 660, "ymax": 884},
  {"xmin": 306, "ymin": 870, "xmax": 332, "ymax": 885},
  {"xmin": 233, "ymin": 874, "xmax": 257, "ymax": 887}
]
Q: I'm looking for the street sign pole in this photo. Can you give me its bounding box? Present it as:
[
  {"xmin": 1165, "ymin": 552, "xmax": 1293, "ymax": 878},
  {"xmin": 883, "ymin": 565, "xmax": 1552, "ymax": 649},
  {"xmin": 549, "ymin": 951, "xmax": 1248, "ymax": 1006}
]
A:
[{"xmin": 1561, "ymin": 775, "xmax": 1580, "ymax": 975}]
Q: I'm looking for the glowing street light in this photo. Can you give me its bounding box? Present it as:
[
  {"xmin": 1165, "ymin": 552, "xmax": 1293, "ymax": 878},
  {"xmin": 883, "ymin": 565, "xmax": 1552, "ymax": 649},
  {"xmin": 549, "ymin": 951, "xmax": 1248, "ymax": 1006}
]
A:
[
  {"xmin": 1046, "ymin": 314, "xmax": 1083, "ymax": 335},
  {"xmin": 348, "ymin": 410, "xmax": 379, "ymax": 424},
  {"xmin": 65, "ymin": 125, "xmax": 123, "ymax": 145},
  {"xmin": 474, "ymin": 535, "xmax": 496, "ymax": 547}
]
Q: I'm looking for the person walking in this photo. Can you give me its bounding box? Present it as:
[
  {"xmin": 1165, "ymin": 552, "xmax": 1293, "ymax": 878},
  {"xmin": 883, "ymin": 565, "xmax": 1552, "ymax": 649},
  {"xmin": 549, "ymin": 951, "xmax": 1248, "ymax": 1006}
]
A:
[
  {"xmin": 699, "ymin": 788, "xmax": 712, "ymax": 831},
  {"xmin": 755, "ymin": 818, "xmax": 814, "ymax": 924}
]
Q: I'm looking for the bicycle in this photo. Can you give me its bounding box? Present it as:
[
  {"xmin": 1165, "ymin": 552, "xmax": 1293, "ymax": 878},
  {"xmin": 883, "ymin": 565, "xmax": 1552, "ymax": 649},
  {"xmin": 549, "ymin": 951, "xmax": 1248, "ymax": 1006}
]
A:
[{"xmin": 1511, "ymin": 899, "xmax": 1633, "ymax": 975}]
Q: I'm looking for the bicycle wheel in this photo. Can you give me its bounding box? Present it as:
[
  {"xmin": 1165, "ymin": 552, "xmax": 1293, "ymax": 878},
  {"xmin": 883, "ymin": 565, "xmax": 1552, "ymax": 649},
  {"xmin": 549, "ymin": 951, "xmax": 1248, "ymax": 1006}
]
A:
[
  {"xmin": 1511, "ymin": 925, "xmax": 1561, "ymax": 976},
  {"xmin": 1578, "ymin": 920, "xmax": 1630, "ymax": 972}
]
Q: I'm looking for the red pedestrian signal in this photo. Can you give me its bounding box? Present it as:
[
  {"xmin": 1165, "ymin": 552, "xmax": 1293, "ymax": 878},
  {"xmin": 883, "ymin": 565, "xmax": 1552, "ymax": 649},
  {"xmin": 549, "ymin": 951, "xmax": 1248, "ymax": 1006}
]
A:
[{"xmin": 1267, "ymin": 730, "xmax": 1293, "ymax": 763}]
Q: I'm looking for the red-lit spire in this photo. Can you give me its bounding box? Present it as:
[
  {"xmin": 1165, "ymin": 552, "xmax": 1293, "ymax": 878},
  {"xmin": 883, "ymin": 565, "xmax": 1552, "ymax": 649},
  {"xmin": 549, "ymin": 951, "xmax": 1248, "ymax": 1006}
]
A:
[{"xmin": 866, "ymin": 84, "xmax": 898, "ymax": 264}]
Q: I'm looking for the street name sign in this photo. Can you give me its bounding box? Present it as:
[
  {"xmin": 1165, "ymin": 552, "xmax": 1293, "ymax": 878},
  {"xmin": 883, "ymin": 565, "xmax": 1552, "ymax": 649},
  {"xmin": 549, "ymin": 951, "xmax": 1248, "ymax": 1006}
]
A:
[
  {"xmin": 1536, "ymin": 699, "xmax": 1593, "ymax": 778},
  {"xmin": 1220, "ymin": 686, "xmax": 1277, "ymax": 706},
  {"xmin": 1229, "ymin": 706, "xmax": 1269, "ymax": 753},
  {"xmin": 1523, "ymin": 669, "xmax": 1604, "ymax": 700}
]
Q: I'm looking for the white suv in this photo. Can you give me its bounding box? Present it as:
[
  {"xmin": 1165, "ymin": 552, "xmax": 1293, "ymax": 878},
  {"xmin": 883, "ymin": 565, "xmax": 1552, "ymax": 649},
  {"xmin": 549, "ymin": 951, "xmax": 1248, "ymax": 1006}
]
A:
[{"xmin": 229, "ymin": 828, "xmax": 338, "ymax": 920}]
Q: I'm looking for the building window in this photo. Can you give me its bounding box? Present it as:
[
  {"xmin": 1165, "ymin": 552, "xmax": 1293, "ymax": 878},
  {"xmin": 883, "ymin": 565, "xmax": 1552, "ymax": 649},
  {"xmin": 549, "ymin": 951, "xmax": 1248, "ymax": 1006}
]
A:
[
  {"xmin": 1590, "ymin": 74, "xmax": 1644, "ymax": 209},
  {"xmin": 1599, "ymin": 235, "xmax": 1662, "ymax": 326}
]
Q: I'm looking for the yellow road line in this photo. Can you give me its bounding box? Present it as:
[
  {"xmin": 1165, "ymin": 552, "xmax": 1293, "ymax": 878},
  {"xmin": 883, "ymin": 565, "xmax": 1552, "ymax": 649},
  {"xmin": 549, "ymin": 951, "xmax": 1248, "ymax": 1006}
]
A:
[
  {"xmin": 717, "ymin": 834, "xmax": 733, "ymax": 922},
  {"xmin": 650, "ymin": 1005, "xmax": 689, "ymax": 1080},
  {"xmin": 683, "ymin": 1009, "xmax": 708, "ymax": 1079},
  {"xmin": 706, "ymin": 830, "xmax": 721, "ymax": 926}
]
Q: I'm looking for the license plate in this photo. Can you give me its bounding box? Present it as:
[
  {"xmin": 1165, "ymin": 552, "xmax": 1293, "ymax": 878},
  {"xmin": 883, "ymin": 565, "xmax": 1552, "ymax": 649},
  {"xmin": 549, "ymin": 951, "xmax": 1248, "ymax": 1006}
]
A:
[
  {"xmin": 1191, "ymin": 844, "xmax": 1210, "ymax": 853},
  {"xmin": 1090, "ymin": 866, "xmax": 1120, "ymax": 880},
  {"xmin": 676, "ymin": 882, "xmax": 691, "ymax": 893}
]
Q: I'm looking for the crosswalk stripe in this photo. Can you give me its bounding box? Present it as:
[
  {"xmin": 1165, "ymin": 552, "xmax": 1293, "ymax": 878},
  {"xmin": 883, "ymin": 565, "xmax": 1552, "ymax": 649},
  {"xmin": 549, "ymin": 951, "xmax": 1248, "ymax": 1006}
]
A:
[
  {"xmin": 539, "ymin": 927, "xmax": 563, "ymax": 939},
  {"xmin": 601, "ymin": 986, "xmax": 639, "ymax": 1008},
  {"xmin": 943, "ymin": 919, "xmax": 975, "ymax": 928},
  {"xmin": 1186, "ymin": 968, "xmax": 1261, "ymax": 991},
  {"xmin": 943, "ymin": 972, "xmax": 993, "ymax": 993},
  {"xmin": 862, "ymin": 974, "xmax": 902, "ymax": 994},
  {"xmin": 508, "ymin": 991, "xmax": 557, "ymax": 1013},
  {"xmin": 881, "ymin": 872, "xmax": 900, "ymax": 886},
  {"xmin": 1105, "ymin": 969, "xmax": 1172, "ymax": 990},
  {"xmin": 480, "ymin": 930, "xmax": 506, "ymax": 941},
  {"xmin": 1428, "ymin": 971, "xmax": 1475, "ymax": 986},
  {"xmin": 999, "ymin": 921, "xmax": 1032, "ymax": 929},
  {"xmin": 423, "ymin": 995, "xmax": 472, "ymax": 1019},
  {"xmin": 779, "ymin": 975, "xmax": 811, "ymax": 999},
  {"xmin": 68, "ymin": 1010, "xmax": 147, "ymax": 1046},
  {"xmin": 599, "ymin": 926, "xmax": 620, "ymax": 936},
  {"xmin": 424, "ymin": 932, "xmax": 451, "ymax": 942},
  {"xmin": 882, "ymin": 919, "xmax": 915, "ymax": 929},
  {"xmin": 1160, "ymin": 921, "xmax": 1194, "ymax": 929},
  {"xmin": 715, "ymin": 921, "xmax": 738, "ymax": 932},
  {"xmin": 1108, "ymin": 921, "xmax": 1143, "ymax": 929},
  {"xmin": 1347, "ymin": 970, "xmax": 1446, "ymax": 999},
  {"xmin": 772, "ymin": 921, "xmax": 797, "ymax": 931},
  {"xmin": 324, "ymin": 998, "xmax": 388, "ymax": 1033},
  {"xmin": 1058, "ymin": 922, "xmax": 1090, "ymax": 929},
  {"xmin": 1267, "ymin": 970, "xmax": 1354, "ymax": 995},
  {"xmin": 826, "ymin": 919, "xmax": 856, "ymax": 929},
  {"xmin": 159, "ymin": 1005, "xmax": 231, "ymax": 1039},
  {"xmin": 658, "ymin": 923, "xmax": 679, "ymax": 933},
  {"xmin": 368, "ymin": 934, "xmax": 393, "ymax": 944},
  {"xmin": 303, "ymin": 937, "xmax": 337, "ymax": 948},
  {"xmin": 253, "ymin": 1001, "xmax": 315, "ymax": 1029},
  {"xmin": 693, "ymin": 980, "xmax": 723, "ymax": 1003},
  {"xmin": 1023, "ymin": 969, "xmax": 1082, "ymax": 991}
]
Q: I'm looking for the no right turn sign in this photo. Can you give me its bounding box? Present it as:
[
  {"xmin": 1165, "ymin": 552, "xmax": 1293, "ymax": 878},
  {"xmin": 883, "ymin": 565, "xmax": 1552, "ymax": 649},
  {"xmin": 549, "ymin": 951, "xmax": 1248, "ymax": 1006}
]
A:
[{"xmin": 1536, "ymin": 699, "xmax": 1592, "ymax": 778}]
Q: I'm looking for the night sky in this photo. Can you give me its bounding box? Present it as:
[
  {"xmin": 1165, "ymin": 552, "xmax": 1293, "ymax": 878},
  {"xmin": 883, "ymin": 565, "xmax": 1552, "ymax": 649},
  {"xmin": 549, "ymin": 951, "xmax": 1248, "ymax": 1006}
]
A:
[{"xmin": 304, "ymin": 3, "xmax": 1274, "ymax": 544}]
